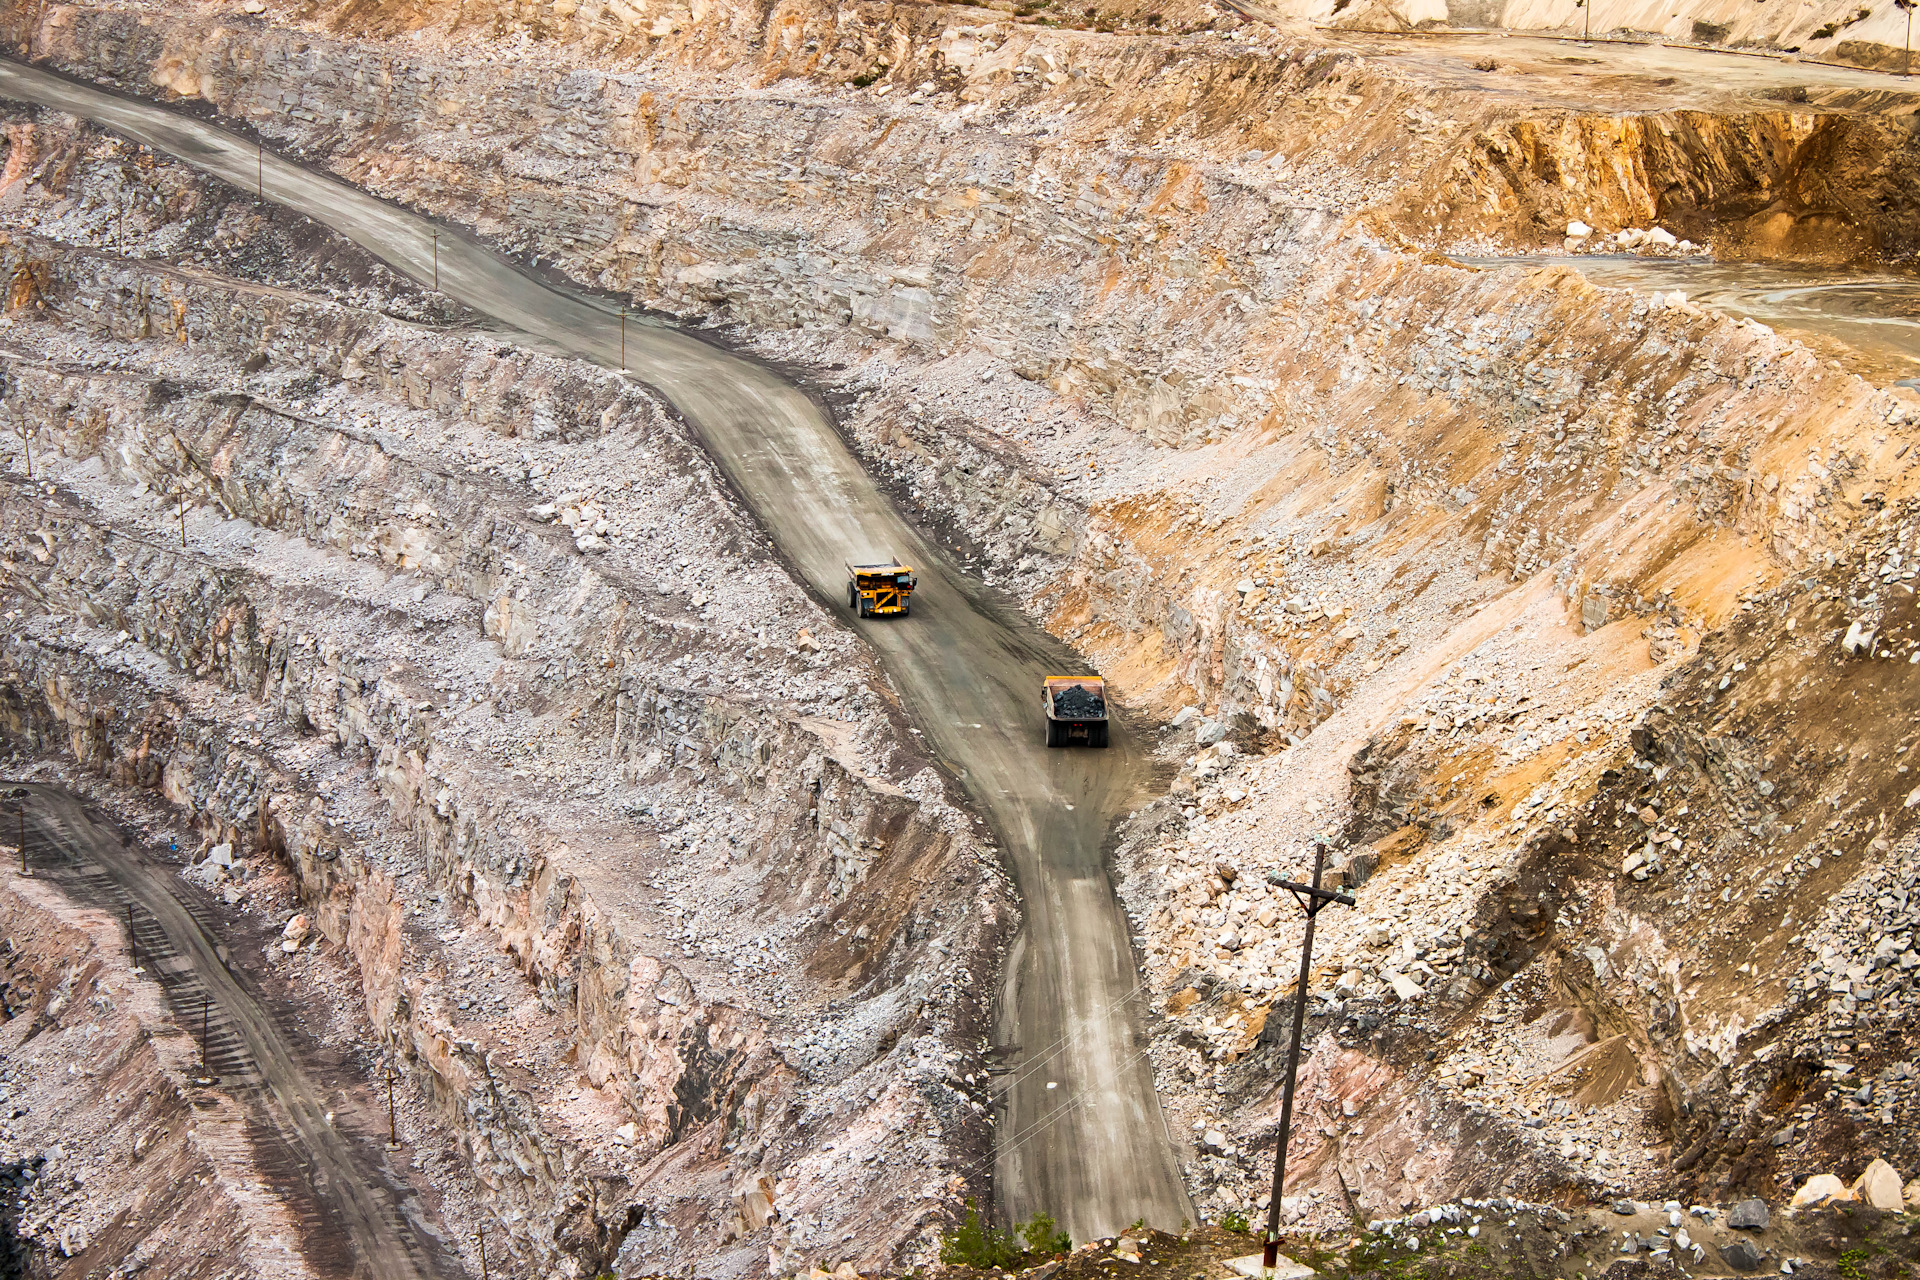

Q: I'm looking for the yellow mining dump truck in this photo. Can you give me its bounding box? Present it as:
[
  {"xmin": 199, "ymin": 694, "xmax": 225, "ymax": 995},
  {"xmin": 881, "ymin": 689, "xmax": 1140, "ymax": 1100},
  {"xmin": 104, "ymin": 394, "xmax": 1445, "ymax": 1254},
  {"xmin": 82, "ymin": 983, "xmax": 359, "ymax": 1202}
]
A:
[
  {"xmin": 1043, "ymin": 675, "xmax": 1109, "ymax": 748},
  {"xmin": 847, "ymin": 560, "xmax": 916, "ymax": 618}
]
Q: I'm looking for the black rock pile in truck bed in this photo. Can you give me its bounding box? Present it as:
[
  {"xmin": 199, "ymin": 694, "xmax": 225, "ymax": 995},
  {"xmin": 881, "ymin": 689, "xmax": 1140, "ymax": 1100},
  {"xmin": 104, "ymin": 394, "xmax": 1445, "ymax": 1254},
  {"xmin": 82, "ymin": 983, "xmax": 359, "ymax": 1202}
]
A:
[{"xmin": 1052, "ymin": 685, "xmax": 1106, "ymax": 719}]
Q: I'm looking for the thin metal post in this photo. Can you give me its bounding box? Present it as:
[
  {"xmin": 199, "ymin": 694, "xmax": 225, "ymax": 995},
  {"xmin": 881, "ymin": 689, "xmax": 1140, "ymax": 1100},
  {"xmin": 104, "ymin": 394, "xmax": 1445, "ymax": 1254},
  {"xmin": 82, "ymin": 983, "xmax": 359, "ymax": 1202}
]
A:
[
  {"xmin": 619, "ymin": 308, "xmax": 627, "ymax": 370},
  {"xmin": 386, "ymin": 1066, "xmax": 398, "ymax": 1145},
  {"xmin": 128, "ymin": 904, "xmax": 138, "ymax": 971},
  {"xmin": 1260, "ymin": 848, "xmax": 1354, "ymax": 1271},
  {"xmin": 201, "ymin": 995, "xmax": 211, "ymax": 1074},
  {"xmin": 257, "ymin": 141, "xmax": 263, "ymax": 200},
  {"xmin": 477, "ymin": 1228, "xmax": 488, "ymax": 1280},
  {"xmin": 179, "ymin": 491, "xmax": 187, "ymax": 548},
  {"xmin": 15, "ymin": 807, "xmax": 23, "ymax": 876},
  {"xmin": 432, "ymin": 232, "xmax": 439, "ymax": 291},
  {"xmin": 16, "ymin": 420, "xmax": 29, "ymax": 479}
]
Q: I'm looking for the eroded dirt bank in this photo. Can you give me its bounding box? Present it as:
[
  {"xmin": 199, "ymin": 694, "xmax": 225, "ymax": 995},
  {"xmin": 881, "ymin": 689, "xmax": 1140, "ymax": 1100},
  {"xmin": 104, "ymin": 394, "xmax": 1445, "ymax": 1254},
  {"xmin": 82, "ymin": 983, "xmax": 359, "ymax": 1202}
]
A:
[{"xmin": 3, "ymin": 0, "xmax": 1920, "ymax": 1265}]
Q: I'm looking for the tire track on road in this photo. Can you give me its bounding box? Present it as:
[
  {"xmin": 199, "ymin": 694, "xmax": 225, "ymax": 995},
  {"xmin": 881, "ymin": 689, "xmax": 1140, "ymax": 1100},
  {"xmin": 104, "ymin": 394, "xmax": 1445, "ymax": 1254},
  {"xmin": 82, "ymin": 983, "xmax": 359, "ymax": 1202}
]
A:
[{"xmin": 7, "ymin": 784, "xmax": 457, "ymax": 1280}]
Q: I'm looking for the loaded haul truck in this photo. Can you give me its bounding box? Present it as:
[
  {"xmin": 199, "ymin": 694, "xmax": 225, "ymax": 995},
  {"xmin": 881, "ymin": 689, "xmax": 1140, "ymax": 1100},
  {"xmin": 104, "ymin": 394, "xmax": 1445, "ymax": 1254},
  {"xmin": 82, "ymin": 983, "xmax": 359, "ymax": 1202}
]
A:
[{"xmin": 1043, "ymin": 675, "xmax": 1109, "ymax": 747}]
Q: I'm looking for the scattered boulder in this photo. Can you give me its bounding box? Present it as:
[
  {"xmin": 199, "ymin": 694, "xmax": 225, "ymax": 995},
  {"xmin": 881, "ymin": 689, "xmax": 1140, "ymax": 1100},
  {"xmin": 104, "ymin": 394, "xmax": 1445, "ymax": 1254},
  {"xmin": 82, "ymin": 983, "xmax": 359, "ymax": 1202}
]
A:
[
  {"xmin": 1567, "ymin": 220, "xmax": 1593, "ymax": 238},
  {"xmin": 795, "ymin": 629, "xmax": 820, "ymax": 653},
  {"xmin": 1841, "ymin": 619, "xmax": 1877, "ymax": 657},
  {"xmin": 1727, "ymin": 1198, "xmax": 1769, "ymax": 1231},
  {"xmin": 1853, "ymin": 1157, "xmax": 1905, "ymax": 1211},
  {"xmin": 1383, "ymin": 970, "xmax": 1424, "ymax": 1000},
  {"xmin": 280, "ymin": 913, "xmax": 311, "ymax": 953},
  {"xmin": 733, "ymin": 1173, "xmax": 776, "ymax": 1235},
  {"xmin": 1789, "ymin": 1173, "xmax": 1853, "ymax": 1207},
  {"xmin": 1719, "ymin": 1239, "xmax": 1765, "ymax": 1273}
]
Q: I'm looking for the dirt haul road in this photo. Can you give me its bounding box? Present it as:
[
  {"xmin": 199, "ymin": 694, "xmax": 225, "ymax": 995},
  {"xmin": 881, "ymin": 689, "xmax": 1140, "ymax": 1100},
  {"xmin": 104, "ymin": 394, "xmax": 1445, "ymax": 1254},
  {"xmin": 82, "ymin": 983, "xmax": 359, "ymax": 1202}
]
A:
[
  {"xmin": 9, "ymin": 784, "xmax": 454, "ymax": 1280},
  {"xmin": 0, "ymin": 59, "xmax": 1193, "ymax": 1240}
]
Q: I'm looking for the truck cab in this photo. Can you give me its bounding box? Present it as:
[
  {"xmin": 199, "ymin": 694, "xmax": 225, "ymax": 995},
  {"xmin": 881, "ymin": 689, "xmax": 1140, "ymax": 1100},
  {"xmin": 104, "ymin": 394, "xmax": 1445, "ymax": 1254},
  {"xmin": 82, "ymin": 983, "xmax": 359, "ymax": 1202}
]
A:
[{"xmin": 847, "ymin": 561, "xmax": 916, "ymax": 618}]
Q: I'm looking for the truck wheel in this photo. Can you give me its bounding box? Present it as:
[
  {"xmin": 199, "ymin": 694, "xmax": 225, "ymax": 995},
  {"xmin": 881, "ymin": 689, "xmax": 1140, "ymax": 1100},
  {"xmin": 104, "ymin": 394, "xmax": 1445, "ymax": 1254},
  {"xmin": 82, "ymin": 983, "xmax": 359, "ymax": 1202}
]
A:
[
  {"xmin": 1045, "ymin": 719, "xmax": 1062, "ymax": 748},
  {"xmin": 848, "ymin": 584, "xmax": 857, "ymax": 611},
  {"xmin": 901, "ymin": 599, "xmax": 911, "ymax": 617},
  {"xmin": 1091, "ymin": 722, "xmax": 1110, "ymax": 748}
]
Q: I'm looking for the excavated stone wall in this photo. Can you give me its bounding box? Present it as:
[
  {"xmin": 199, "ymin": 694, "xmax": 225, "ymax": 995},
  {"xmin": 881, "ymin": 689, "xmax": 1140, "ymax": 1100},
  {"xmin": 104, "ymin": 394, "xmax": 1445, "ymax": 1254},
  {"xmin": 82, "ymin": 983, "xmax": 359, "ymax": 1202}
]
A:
[
  {"xmin": 5, "ymin": 0, "xmax": 1920, "ymax": 1247},
  {"xmin": 0, "ymin": 122, "xmax": 1012, "ymax": 1276}
]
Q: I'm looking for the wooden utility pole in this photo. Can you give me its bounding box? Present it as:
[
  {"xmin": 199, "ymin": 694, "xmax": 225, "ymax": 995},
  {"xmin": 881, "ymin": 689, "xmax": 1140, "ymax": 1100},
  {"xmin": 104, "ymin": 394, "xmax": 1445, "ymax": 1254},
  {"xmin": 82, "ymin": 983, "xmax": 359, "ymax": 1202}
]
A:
[
  {"xmin": 1260, "ymin": 848, "xmax": 1354, "ymax": 1272},
  {"xmin": 477, "ymin": 1228, "xmax": 489, "ymax": 1280},
  {"xmin": 386, "ymin": 1065, "xmax": 399, "ymax": 1145}
]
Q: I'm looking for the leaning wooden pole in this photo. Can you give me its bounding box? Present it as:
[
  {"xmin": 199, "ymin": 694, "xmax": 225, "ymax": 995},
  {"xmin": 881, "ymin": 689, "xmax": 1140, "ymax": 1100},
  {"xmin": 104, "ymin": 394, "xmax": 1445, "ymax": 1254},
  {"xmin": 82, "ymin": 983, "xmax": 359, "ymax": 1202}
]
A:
[{"xmin": 1260, "ymin": 848, "xmax": 1354, "ymax": 1272}]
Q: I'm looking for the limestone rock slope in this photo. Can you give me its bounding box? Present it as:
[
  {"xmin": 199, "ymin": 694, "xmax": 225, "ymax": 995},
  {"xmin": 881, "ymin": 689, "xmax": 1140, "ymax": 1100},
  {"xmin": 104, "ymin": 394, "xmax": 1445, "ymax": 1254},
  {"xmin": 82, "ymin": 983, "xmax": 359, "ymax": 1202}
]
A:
[
  {"xmin": 0, "ymin": 117, "xmax": 1011, "ymax": 1278},
  {"xmin": 3, "ymin": 0, "xmax": 1920, "ymax": 1255}
]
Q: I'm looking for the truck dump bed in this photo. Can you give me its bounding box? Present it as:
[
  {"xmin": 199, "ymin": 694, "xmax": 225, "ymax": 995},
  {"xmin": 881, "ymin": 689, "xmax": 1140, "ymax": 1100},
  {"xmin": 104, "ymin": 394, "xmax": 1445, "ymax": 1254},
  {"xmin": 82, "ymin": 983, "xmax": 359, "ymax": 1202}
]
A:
[
  {"xmin": 1048, "ymin": 681, "xmax": 1107, "ymax": 719},
  {"xmin": 1043, "ymin": 676, "xmax": 1109, "ymax": 747}
]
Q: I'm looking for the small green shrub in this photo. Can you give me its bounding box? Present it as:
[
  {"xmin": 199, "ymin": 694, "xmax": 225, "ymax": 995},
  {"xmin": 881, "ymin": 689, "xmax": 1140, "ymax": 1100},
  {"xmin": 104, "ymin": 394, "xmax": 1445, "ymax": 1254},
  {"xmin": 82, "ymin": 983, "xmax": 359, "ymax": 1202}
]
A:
[
  {"xmin": 1838, "ymin": 1248, "xmax": 1870, "ymax": 1280},
  {"xmin": 939, "ymin": 1202, "xmax": 1072, "ymax": 1269},
  {"xmin": 1020, "ymin": 1213, "xmax": 1071, "ymax": 1258},
  {"xmin": 1220, "ymin": 1209, "xmax": 1252, "ymax": 1234},
  {"xmin": 940, "ymin": 1202, "xmax": 1024, "ymax": 1270}
]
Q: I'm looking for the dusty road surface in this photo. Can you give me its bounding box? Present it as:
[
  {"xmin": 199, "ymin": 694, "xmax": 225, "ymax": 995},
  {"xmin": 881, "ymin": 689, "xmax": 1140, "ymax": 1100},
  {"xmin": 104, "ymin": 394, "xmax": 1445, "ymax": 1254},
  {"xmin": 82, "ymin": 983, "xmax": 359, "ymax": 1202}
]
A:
[
  {"xmin": 1468, "ymin": 254, "xmax": 1920, "ymax": 387},
  {"xmin": 8, "ymin": 783, "xmax": 454, "ymax": 1280},
  {"xmin": 0, "ymin": 58, "xmax": 1193, "ymax": 1239},
  {"xmin": 1319, "ymin": 29, "xmax": 1920, "ymax": 107}
]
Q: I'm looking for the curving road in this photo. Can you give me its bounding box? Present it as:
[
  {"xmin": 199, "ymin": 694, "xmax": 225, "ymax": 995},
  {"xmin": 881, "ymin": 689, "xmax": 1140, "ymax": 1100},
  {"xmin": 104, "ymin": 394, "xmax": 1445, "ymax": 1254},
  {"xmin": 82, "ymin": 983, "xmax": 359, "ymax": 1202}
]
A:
[
  {"xmin": 0, "ymin": 58, "xmax": 1192, "ymax": 1240},
  {"xmin": 8, "ymin": 784, "xmax": 453, "ymax": 1280}
]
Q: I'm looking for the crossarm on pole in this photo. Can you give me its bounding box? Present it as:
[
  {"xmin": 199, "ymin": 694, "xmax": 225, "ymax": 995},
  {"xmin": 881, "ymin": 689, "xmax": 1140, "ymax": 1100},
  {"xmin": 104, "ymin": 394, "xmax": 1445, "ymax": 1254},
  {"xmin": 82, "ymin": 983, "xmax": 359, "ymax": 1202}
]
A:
[{"xmin": 1275, "ymin": 879, "xmax": 1355, "ymax": 910}]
